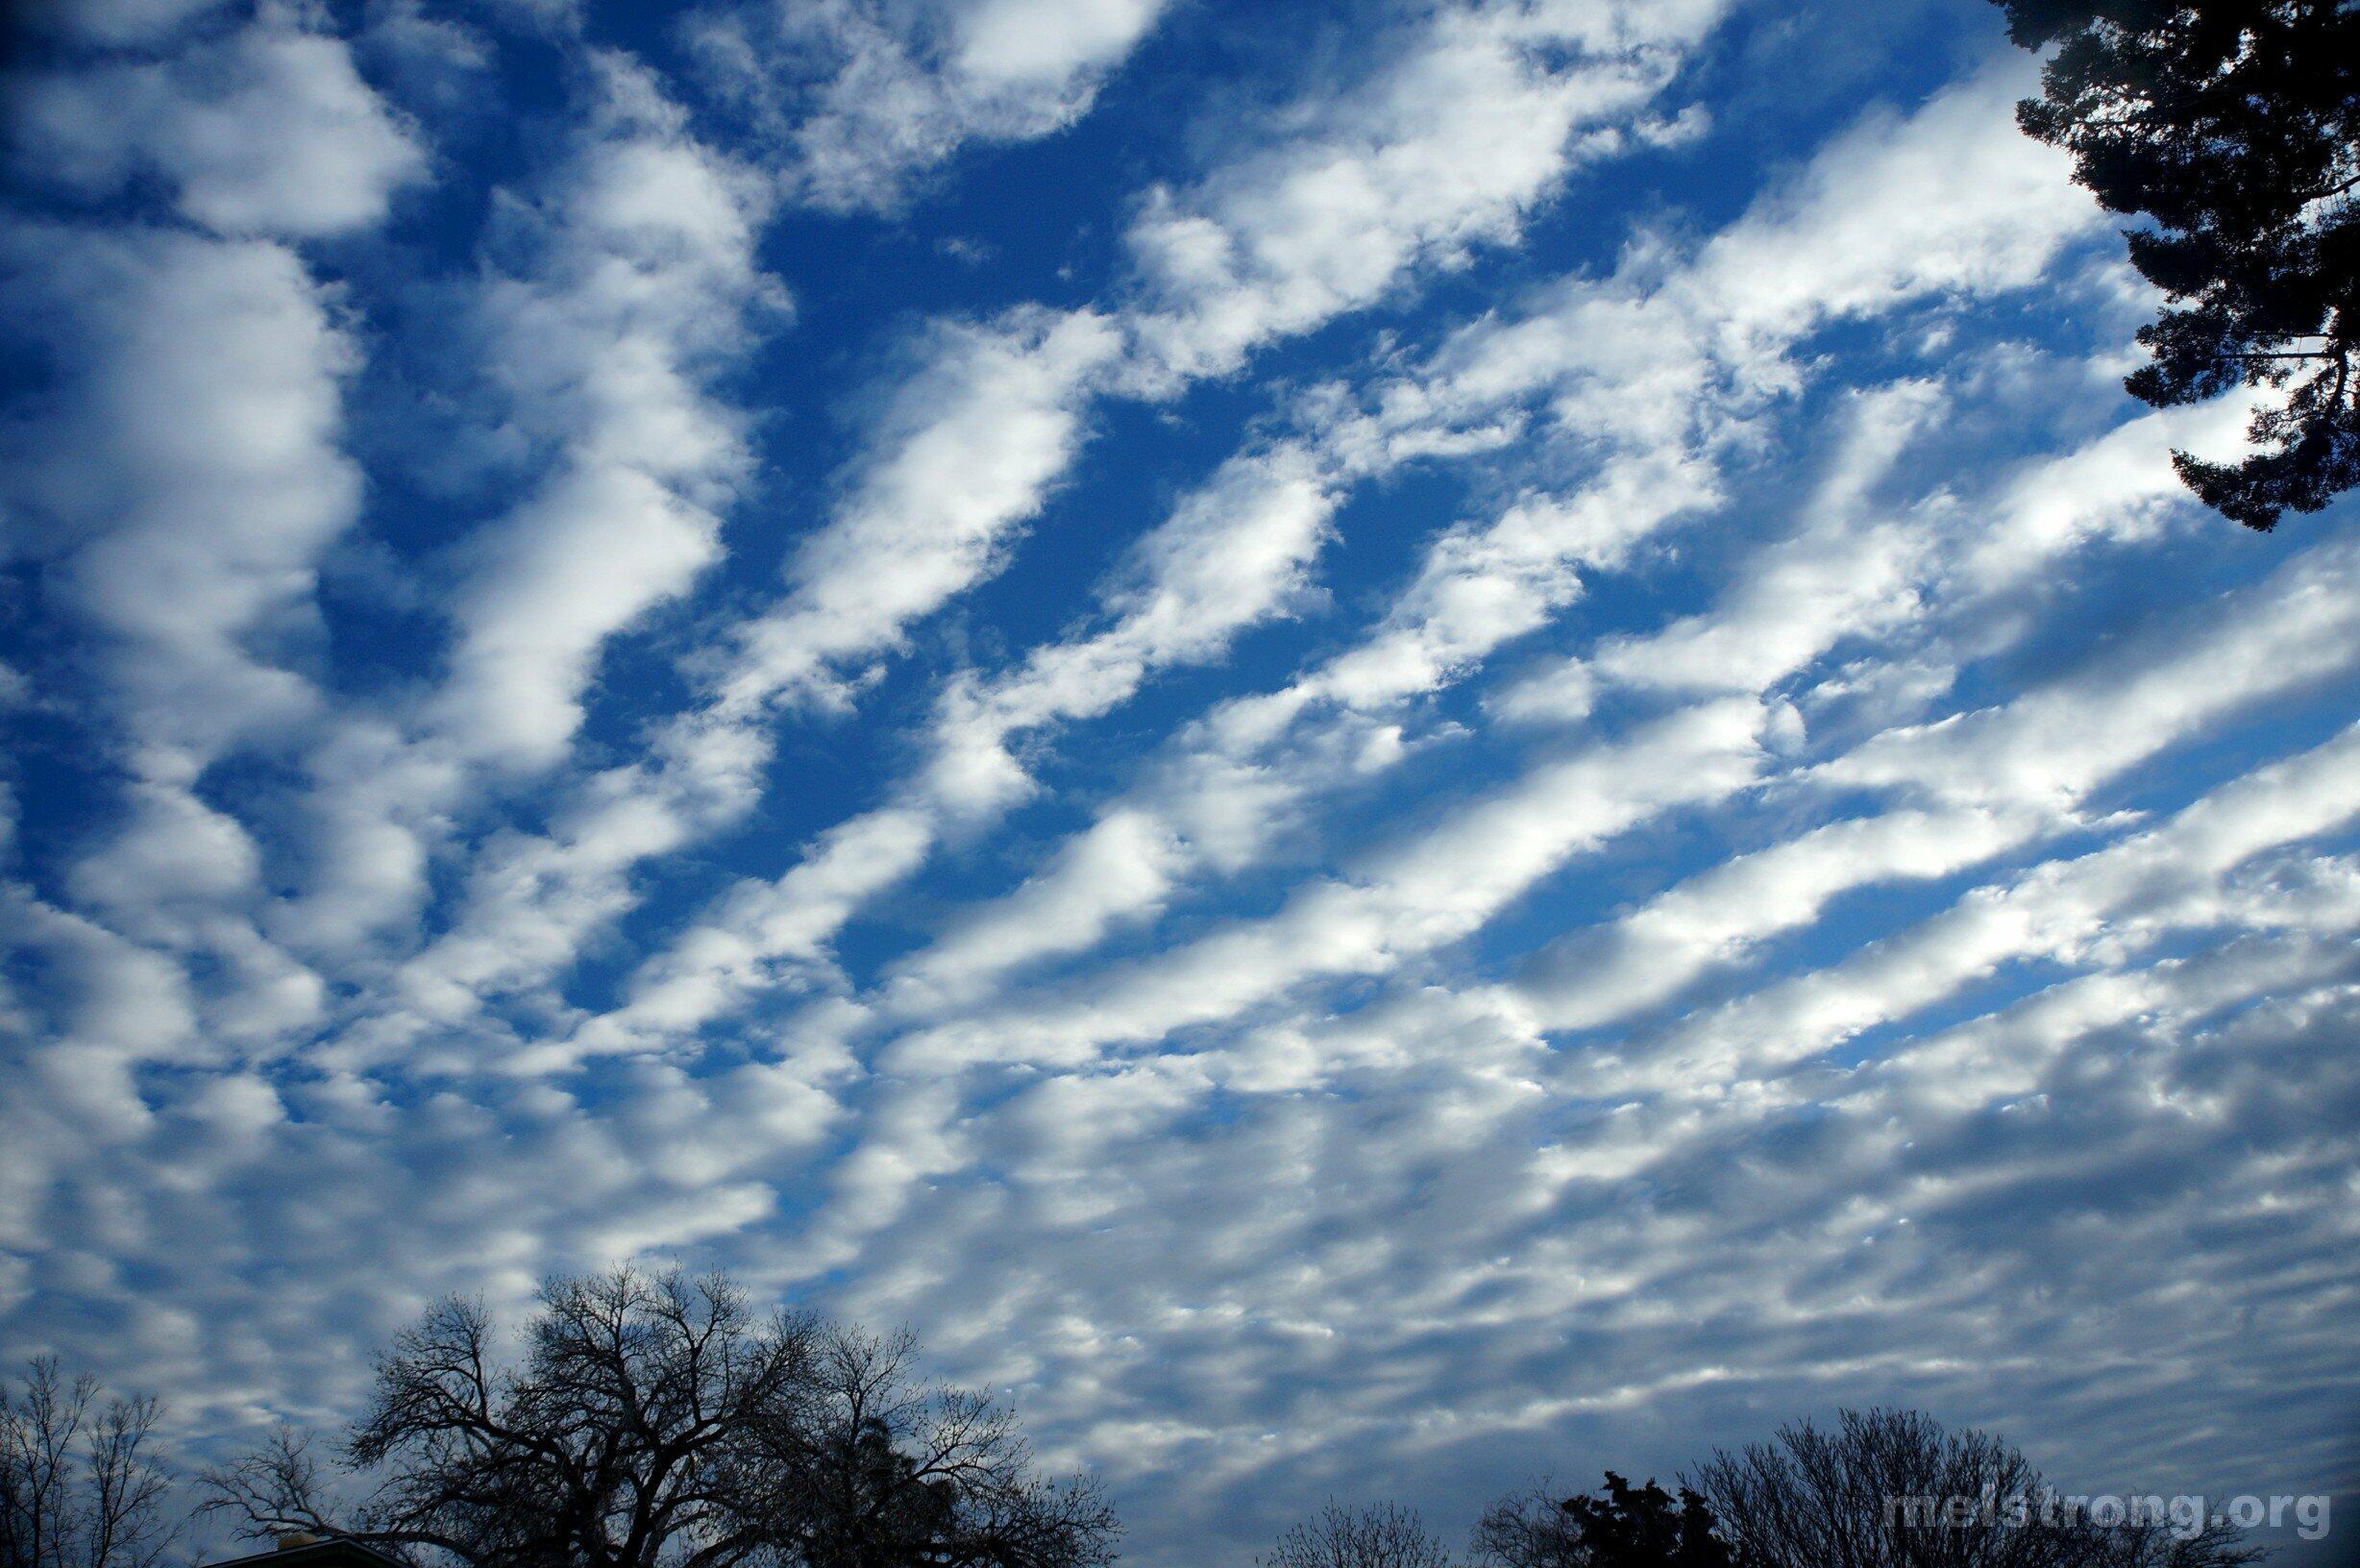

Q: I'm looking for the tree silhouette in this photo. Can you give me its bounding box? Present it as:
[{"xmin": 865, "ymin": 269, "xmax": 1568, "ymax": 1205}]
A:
[
  {"xmin": 1689, "ymin": 1408, "xmax": 2259, "ymax": 1567},
  {"xmin": 202, "ymin": 1268, "xmax": 1117, "ymax": 1568},
  {"xmin": 1997, "ymin": 0, "xmax": 2359, "ymax": 529},
  {"xmin": 1259, "ymin": 1502, "xmax": 1457, "ymax": 1568},
  {"xmin": 1473, "ymin": 1475, "xmax": 1734, "ymax": 1568},
  {"xmin": 0, "ymin": 1360, "xmax": 174, "ymax": 1568},
  {"xmin": 758, "ymin": 1325, "xmax": 1119, "ymax": 1568}
]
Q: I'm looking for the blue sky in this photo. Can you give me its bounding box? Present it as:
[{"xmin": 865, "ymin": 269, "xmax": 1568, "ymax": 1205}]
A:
[{"xmin": 1, "ymin": 0, "xmax": 2355, "ymax": 1560}]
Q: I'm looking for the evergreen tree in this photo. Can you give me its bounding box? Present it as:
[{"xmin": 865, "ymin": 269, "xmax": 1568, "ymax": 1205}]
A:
[
  {"xmin": 2000, "ymin": 0, "xmax": 2358, "ymax": 528},
  {"xmin": 1473, "ymin": 1474, "xmax": 1734, "ymax": 1568}
]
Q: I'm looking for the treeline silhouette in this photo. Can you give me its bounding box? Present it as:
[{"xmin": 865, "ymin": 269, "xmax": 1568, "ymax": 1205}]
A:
[
  {"xmin": 3, "ymin": 1271, "xmax": 2269, "ymax": 1568},
  {"xmin": 1269, "ymin": 1408, "xmax": 2263, "ymax": 1568}
]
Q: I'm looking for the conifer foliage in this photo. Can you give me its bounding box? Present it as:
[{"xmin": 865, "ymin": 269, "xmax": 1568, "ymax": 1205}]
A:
[{"xmin": 2000, "ymin": 0, "xmax": 2359, "ymax": 527}]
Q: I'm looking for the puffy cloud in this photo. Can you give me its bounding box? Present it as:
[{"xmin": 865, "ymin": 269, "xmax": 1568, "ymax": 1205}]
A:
[
  {"xmin": 888, "ymin": 67, "xmax": 2106, "ymax": 1007},
  {"xmin": 1818, "ymin": 537, "xmax": 2360, "ymax": 814},
  {"xmin": 923, "ymin": 442, "xmax": 1338, "ymax": 812},
  {"xmin": 694, "ymin": 0, "xmax": 1171, "ymax": 210},
  {"xmin": 1628, "ymin": 711, "xmax": 2360, "ymax": 1091},
  {"xmin": 0, "ymin": 224, "xmax": 361, "ymax": 780},
  {"xmin": 367, "ymin": 304, "xmax": 1120, "ymax": 1041},
  {"xmin": 550, "ymin": 443, "xmax": 1335, "ymax": 1066},
  {"xmin": 1122, "ymin": 0, "xmax": 1729, "ymax": 382},
  {"xmin": 886, "ymin": 697, "xmax": 1772, "ymax": 1071},
  {"xmin": 723, "ymin": 306, "xmax": 1123, "ymax": 712},
  {"xmin": 352, "ymin": 0, "xmax": 1745, "ymax": 1046},
  {"xmin": 432, "ymin": 52, "xmax": 778, "ymax": 769},
  {"xmin": 1688, "ymin": 61, "xmax": 2087, "ymax": 356},
  {"xmin": 274, "ymin": 50, "xmax": 783, "ymax": 964},
  {"xmin": 9, "ymin": 13, "xmax": 427, "ymax": 238}
]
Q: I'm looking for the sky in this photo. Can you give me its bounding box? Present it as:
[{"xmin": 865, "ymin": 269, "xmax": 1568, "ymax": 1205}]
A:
[{"xmin": 0, "ymin": 0, "xmax": 2355, "ymax": 1561}]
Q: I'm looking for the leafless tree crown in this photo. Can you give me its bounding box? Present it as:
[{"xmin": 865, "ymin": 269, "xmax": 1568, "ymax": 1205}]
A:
[
  {"xmin": 1688, "ymin": 1408, "xmax": 2262, "ymax": 1568},
  {"xmin": 0, "ymin": 1360, "xmax": 174, "ymax": 1568},
  {"xmin": 1259, "ymin": 1501, "xmax": 1457, "ymax": 1568},
  {"xmin": 202, "ymin": 1268, "xmax": 1118, "ymax": 1568}
]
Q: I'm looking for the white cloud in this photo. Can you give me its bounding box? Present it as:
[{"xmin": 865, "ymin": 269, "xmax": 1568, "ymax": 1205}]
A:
[
  {"xmin": 887, "ymin": 66, "xmax": 2105, "ymax": 1007},
  {"xmin": 1519, "ymin": 512, "xmax": 2360, "ymax": 1037},
  {"xmin": 923, "ymin": 441, "xmax": 1338, "ymax": 813},
  {"xmin": 1688, "ymin": 62, "xmax": 2086, "ymax": 357},
  {"xmin": 1629, "ymin": 698, "xmax": 2360, "ymax": 1093},
  {"xmin": 723, "ymin": 306, "xmax": 1123, "ymax": 712},
  {"xmin": 952, "ymin": 0, "xmax": 1163, "ymax": 84},
  {"xmin": 1122, "ymin": 0, "xmax": 1730, "ymax": 383},
  {"xmin": 1499, "ymin": 386, "xmax": 2278, "ymax": 1030},
  {"xmin": 346, "ymin": 300, "xmax": 1116, "ymax": 1045},
  {"xmin": 10, "ymin": 13, "xmax": 427, "ymax": 238},
  {"xmin": 432, "ymin": 53, "xmax": 777, "ymax": 770},
  {"xmin": 886, "ymin": 698, "xmax": 1769, "ymax": 1070},
  {"xmin": 1520, "ymin": 804, "xmax": 2036, "ymax": 1031},
  {"xmin": 0, "ymin": 15, "xmax": 427, "ymax": 1124},
  {"xmin": 1, "ymin": 222, "xmax": 360, "ymax": 782},
  {"xmin": 349, "ymin": 0, "xmax": 1749, "ymax": 1044},
  {"xmin": 694, "ymin": 0, "xmax": 1170, "ymax": 211},
  {"xmin": 1819, "ymin": 539, "xmax": 2360, "ymax": 814},
  {"xmin": 218, "ymin": 50, "xmax": 787, "ymax": 987},
  {"xmin": 546, "ymin": 443, "xmax": 1336, "ymax": 1066}
]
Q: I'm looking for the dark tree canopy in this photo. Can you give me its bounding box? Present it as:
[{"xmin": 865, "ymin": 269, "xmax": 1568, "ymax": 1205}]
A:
[
  {"xmin": 1472, "ymin": 1474, "xmax": 1734, "ymax": 1568},
  {"xmin": 1998, "ymin": 0, "xmax": 2358, "ymax": 528},
  {"xmin": 202, "ymin": 1269, "xmax": 1118, "ymax": 1568}
]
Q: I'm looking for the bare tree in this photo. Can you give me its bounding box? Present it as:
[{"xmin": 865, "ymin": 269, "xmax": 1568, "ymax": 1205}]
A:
[
  {"xmin": 0, "ymin": 1360, "xmax": 174, "ymax": 1568},
  {"xmin": 202, "ymin": 1267, "xmax": 1119, "ymax": 1568},
  {"xmin": 1689, "ymin": 1409, "xmax": 2261, "ymax": 1568},
  {"xmin": 756, "ymin": 1324, "xmax": 1118, "ymax": 1568},
  {"xmin": 206, "ymin": 1270, "xmax": 815, "ymax": 1567},
  {"xmin": 1471, "ymin": 1482, "xmax": 1586, "ymax": 1568},
  {"xmin": 1260, "ymin": 1502, "xmax": 1456, "ymax": 1568}
]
